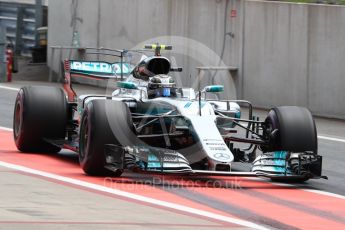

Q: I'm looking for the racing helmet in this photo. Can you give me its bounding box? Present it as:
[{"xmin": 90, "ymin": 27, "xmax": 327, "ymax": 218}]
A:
[{"xmin": 147, "ymin": 75, "xmax": 176, "ymax": 98}]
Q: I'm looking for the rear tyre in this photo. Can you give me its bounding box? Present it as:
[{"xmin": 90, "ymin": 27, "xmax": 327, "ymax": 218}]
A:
[
  {"xmin": 264, "ymin": 106, "xmax": 317, "ymax": 153},
  {"xmin": 13, "ymin": 86, "xmax": 68, "ymax": 153},
  {"xmin": 79, "ymin": 100, "xmax": 136, "ymax": 176}
]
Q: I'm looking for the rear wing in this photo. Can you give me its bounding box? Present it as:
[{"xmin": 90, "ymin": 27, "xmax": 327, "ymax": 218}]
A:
[
  {"xmin": 59, "ymin": 45, "xmax": 174, "ymax": 102},
  {"xmin": 68, "ymin": 60, "xmax": 132, "ymax": 79},
  {"xmin": 63, "ymin": 59, "xmax": 133, "ymax": 102},
  {"xmin": 59, "ymin": 44, "xmax": 175, "ymax": 80}
]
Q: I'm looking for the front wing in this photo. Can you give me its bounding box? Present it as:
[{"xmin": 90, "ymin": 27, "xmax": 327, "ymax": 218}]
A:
[{"xmin": 104, "ymin": 144, "xmax": 327, "ymax": 181}]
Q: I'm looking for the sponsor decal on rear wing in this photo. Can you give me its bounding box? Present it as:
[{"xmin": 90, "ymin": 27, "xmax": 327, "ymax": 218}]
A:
[{"xmin": 69, "ymin": 60, "xmax": 132, "ymax": 79}]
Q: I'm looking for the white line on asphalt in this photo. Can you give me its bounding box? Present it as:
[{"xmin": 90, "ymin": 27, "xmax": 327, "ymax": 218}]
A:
[
  {"xmin": 0, "ymin": 127, "xmax": 13, "ymax": 131},
  {"xmin": 268, "ymin": 181, "xmax": 345, "ymax": 200},
  {"xmin": 246, "ymin": 178, "xmax": 345, "ymax": 200},
  {"xmin": 1, "ymin": 125, "xmax": 345, "ymax": 201},
  {"xmin": 301, "ymin": 189, "xmax": 345, "ymax": 200},
  {"xmin": 0, "ymin": 161, "xmax": 268, "ymax": 230},
  {"xmin": 0, "ymin": 85, "xmax": 20, "ymax": 91},
  {"xmin": 318, "ymin": 135, "xmax": 345, "ymax": 143}
]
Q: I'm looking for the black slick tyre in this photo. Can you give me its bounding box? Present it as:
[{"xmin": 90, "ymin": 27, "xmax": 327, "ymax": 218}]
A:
[
  {"xmin": 79, "ymin": 100, "xmax": 137, "ymax": 176},
  {"xmin": 265, "ymin": 106, "xmax": 317, "ymax": 153},
  {"xmin": 13, "ymin": 86, "xmax": 68, "ymax": 153}
]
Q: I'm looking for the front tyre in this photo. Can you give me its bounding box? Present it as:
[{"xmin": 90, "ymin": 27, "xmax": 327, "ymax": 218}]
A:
[
  {"xmin": 261, "ymin": 106, "xmax": 318, "ymax": 183},
  {"xmin": 79, "ymin": 100, "xmax": 135, "ymax": 176},
  {"xmin": 264, "ymin": 106, "xmax": 317, "ymax": 153}
]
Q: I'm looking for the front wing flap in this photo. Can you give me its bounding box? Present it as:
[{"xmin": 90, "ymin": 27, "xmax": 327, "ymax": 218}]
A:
[
  {"xmin": 251, "ymin": 151, "xmax": 327, "ymax": 180},
  {"xmin": 104, "ymin": 144, "xmax": 193, "ymax": 174},
  {"xmin": 104, "ymin": 145, "xmax": 326, "ymax": 180}
]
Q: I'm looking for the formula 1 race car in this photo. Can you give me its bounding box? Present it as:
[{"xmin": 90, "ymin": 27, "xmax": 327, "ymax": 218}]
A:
[{"xmin": 13, "ymin": 44, "xmax": 326, "ymax": 182}]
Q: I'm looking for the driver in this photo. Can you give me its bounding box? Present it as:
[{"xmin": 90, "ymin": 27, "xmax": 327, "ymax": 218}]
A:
[{"xmin": 147, "ymin": 75, "xmax": 176, "ymax": 99}]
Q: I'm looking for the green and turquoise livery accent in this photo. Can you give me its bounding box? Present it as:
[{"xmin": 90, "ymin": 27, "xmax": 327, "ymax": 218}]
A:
[
  {"xmin": 184, "ymin": 102, "xmax": 192, "ymax": 108},
  {"xmin": 147, "ymin": 154, "xmax": 162, "ymax": 168},
  {"xmin": 273, "ymin": 151, "xmax": 289, "ymax": 174},
  {"xmin": 117, "ymin": 81, "xmax": 138, "ymax": 89},
  {"xmin": 204, "ymin": 85, "xmax": 224, "ymax": 93},
  {"xmin": 235, "ymin": 110, "xmax": 241, "ymax": 119},
  {"xmin": 70, "ymin": 61, "xmax": 132, "ymax": 76},
  {"xmin": 184, "ymin": 101, "xmax": 206, "ymax": 109}
]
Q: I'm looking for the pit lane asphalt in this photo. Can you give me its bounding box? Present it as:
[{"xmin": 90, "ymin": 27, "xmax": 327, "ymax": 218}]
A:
[
  {"xmin": 2, "ymin": 81, "xmax": 345, "ymax": 229},
  {"xmin": 1, "ymin": 81, "xmax": 345, "ymax": 196}
]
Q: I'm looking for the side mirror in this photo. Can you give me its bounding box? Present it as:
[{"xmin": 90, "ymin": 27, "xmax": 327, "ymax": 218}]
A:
[
  {"xmin": 117, "ymin": 81, "xmax": 138, "ymax": 90},
  {"xmin": 203, "ymin": 85, "xmax": 224, "ymax": 93},
  {"xmin": 170, "ymin": 67, "xmax": 183, "ymax": 72}
]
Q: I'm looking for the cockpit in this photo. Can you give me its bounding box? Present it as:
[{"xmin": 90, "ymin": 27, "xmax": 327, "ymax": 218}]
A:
[{"xmin": 147, "ymin": 75, "xmax": 176, "ymax": 99}]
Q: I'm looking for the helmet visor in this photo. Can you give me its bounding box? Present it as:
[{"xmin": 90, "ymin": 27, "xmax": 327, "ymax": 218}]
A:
[{"xmin": 162, "ymin": 88, "xmax": 171, "ymax": 97}]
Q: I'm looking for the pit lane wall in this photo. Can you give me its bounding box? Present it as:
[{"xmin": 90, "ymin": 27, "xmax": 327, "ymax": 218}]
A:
[
  {"xmin": 47, "ymin": 0, "xmax": 244, "ymax": 93},
  {"xmin": 48, "ymin": 0, "xmax": 345, "ymax": 119},
  {"xmin": 243, "ymin": 0, "xmax": 345, "ymax": 119}
]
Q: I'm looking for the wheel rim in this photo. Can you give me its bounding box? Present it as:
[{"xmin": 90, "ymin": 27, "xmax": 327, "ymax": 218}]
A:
[
  {"xmin": 80, "ymin": 115, "xmax": 89, "ymax": 159},
  {"xmin": 14, "ymin": 101, "xmax": 22, "ymax": 138}
]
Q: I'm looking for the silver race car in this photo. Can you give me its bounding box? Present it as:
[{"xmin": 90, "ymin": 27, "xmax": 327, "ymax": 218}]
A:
[{"xmin": 13, "ymin": 44, "xmax": 326, "ymax": 182}]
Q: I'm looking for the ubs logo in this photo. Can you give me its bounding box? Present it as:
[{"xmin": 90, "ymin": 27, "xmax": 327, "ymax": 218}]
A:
[{"xmin": 214, "ymin": 153, "xmax": 231, "ymax": 161}]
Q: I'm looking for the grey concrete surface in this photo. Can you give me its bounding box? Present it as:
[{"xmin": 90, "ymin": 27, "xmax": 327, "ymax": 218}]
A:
[
  {"xmin": 12, "ymin": 57, "xmax": 50, "ymax": 82},
  {"xmin": 0, "ymin": 167, "xmax": 234, "ymax": 230},
  {"xmin": 0, "ymin": 87, "xmax": 16, "ymax": 128},
  {"xmin": 243, "ymin": 1, "xmax": 345, "ymax": 119},
  {"xmin": 0, "ymin": 25, "xmax": 6, "ymax": 83},
  {"xmin": 307, "ymin": 4, "xmax": 345, "ymax": 119},
  {"xmin": 243, "ymin": 1, "xmax": 309, "ymax": 107}
]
